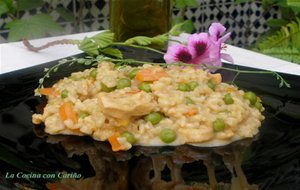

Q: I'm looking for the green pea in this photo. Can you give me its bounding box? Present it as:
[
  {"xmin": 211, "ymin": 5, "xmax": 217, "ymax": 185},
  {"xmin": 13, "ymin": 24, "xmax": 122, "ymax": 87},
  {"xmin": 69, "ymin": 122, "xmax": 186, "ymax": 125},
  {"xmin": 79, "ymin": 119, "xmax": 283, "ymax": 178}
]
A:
[
  {"xmin": 255, "ymin": 101, "xmax": 263, "ymax": 111},
  {"xmin": 144, "ymin": 112, "xmax": 164, "ymax": 125},
  {"xmin": 213, "ymin": 118, "xmax": 225, "ymax": 132},
  {"xmin": 223, "ymin": 93, "xmax": 234, "ymax": 105},
  {"xmin": 117, "ymin": 78, "xmax": 131, "ymax": 89},
  {"xmin": 159, "ymin": 128, "xmax": 176, "ymax": 143},
  {"xmin": 121, "ymin": 131, "xmax": 136, "ymax": 144},
  {"xmin": 89, "ymin": 69, "xmax": 97, "ymax": 79},
  {"xmin": 243, "ymin": 91, "xmax": 257, "ymax": 105},
  {"xmin": 70, "ymin": 76, "xmax": 85, "ymax": 81},
  {"xmin": 78, "ymin": 112, "xmax": 89, "ymax": 119},
  {"xmin": 128, "ymin": 68, "xmax": 140, "ymax": 79},
  {"xmin": 186, "ymin": 97, "xmax": 195, "ymax": 105},
  {"xmin": 100, "ymin": 82, "xmax": 115, "ymax": 92},
  {"xmin": 114, "ymin": 64, "xmax": 125, "ymax": 70},
  {"xmin": 114, "ymin": 64, "xmax": 121, "ymax": 69},
  {"xmin": 178, "ymin": 83, "xmax": 190, "ymax": 92},
  {"xmin": 61, "ymin": 89, "xmax": 68, "ymax": 99},
  {"xmin": 138, "ymin": 82, "xmax": 151, "ymax": 92},
  {"xmin": 207, "ymin": 80, "xmax": 216, "ymax": 90},
  {"xmin": 187, "ymin": 81, "xmax": 199, "ymax": 91}
]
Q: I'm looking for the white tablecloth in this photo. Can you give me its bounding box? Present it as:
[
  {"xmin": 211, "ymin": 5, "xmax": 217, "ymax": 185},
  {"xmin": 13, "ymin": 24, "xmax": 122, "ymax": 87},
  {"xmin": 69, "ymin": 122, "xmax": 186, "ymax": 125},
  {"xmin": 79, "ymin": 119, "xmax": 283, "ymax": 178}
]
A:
[{"xmin": 1, "ymin": 31, "xmax": 300, "ymax": 76}]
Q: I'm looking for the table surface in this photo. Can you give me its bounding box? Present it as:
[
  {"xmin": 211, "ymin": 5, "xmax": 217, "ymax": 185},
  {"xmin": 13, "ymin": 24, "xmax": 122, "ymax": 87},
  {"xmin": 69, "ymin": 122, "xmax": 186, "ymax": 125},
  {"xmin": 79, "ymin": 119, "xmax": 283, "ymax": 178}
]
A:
[{"xmin": 1, "ymin": 31, "xmax": 300, "ymax": 76}]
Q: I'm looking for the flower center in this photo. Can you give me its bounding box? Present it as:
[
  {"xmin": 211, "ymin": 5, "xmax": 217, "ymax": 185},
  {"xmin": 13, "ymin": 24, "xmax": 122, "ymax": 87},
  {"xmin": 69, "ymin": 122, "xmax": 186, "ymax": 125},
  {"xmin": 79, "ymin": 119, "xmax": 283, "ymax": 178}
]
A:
[
  {"xmin": 195, "ymin": 42, "xmax": 207, "ymax": 56},
  {"xmin": 177, "ymin": 51, "xmax": 192, "ymax": 63},
  {"xmin": 216, "ymin": 31, "xmax": 220, "ymax": 38}
]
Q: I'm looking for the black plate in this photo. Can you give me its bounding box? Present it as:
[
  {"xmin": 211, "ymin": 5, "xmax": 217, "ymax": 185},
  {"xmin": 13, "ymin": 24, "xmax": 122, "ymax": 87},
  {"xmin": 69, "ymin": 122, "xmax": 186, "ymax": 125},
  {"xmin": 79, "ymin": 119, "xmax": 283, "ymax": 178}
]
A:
[{"xmin": 0, "ymin": 48, "xmax": 300, "ymax": 190}]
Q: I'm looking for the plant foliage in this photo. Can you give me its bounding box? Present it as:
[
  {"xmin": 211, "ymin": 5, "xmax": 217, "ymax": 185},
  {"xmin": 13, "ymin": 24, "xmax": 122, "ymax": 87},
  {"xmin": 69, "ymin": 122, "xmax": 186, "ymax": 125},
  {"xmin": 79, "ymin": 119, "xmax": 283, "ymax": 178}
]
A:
[
  {"xmin": 239, "ymin": 0, "xmax": 300, "ymax": 64},
  {"xmin": 19, "ymin": 0, "xmax": 44, "ymax": 11},
  {"xmin": 258, "ymin": 18, "xmax": 300, "ymax": 50},
  {"xmin": 261, "ymin": 47, "xmax": 300, "ymax": 63},
  {"xmin": 0, "ymin": 0, "xmax": 15, "ymax": 16},
  {"xmin": 175, "ymin": 0, "xmax": 198, "ymax": 9},
  {"xmin": 124, "ymin": 34, "xmax": 168, "ymax": 47},
  {"xmin": 78, "ymin": 31, "xmax": 114, "ymax": 56},
  {"xmin": 0, "ymin": 0, "xmax": 79, "ymax": 41},
  {"xmin": 5, "ymin": 14, "xmax": 63, "ymax": 41},
  {"xmin": 173, "ymin": 0, "xmax": 198, "ymax": 33},
  {"xmin": 256, "ymin": 18, "xmax": 300, "ymax": 64}
]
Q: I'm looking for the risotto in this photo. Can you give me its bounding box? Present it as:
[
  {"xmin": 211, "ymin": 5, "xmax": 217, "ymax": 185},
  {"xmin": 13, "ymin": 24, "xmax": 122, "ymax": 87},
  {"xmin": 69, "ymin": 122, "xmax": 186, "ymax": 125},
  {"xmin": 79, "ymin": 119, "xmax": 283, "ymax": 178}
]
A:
[{"xmin": 32, "ymin": 61, "xmax": 264, "ymax": 151}]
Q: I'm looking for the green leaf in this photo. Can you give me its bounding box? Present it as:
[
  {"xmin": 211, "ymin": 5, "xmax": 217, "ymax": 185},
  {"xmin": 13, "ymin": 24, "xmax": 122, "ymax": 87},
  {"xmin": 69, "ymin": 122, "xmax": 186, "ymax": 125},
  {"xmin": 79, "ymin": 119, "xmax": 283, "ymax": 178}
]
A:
[
  {"xmin": 78, "ymin": 37, "xmax": 99, "ymax": 55},
  {"xmin": 184, "ymin": 0, "xmax": 198, "ymax": 7},
  {"xmin": 5, "ymin": 13, "xmax": 63, "ymax": 41},
  {"xmin": 258, "ymin": 18, "xmax": 300, "ymax": 49},
  {"xmin": 291, "ymin": 6, "xmax": 300, "ymax": 15},
  {"xmin": 100, "ymin": 48, "xmax": 123, "ymax": 58},
  {"xmin": 172, "ymin": 16, "xmax": 184, "ymax": 25},
  {"xmin": 169, "ymin": 22, "xmax": 185, "ymax": 36},
  {"xmin": 125, "ymin": 36, "xmax": 152, "ymax": 46},
  {"xmin": 78, "ymin": 31, "xmax": 114, "ymax": 55},
  {"xmin": 234, "ymin": 0, "xmax": 255, "ymax": 3},
  {"xmin": 175, "ymin": 0, "xmax": 185, "ymax": 9},
  {"xmin": 262, "ymin": 0, "xmax": 276, "ymax": 10},
  {"xmin": 267, "ymin": 19, "xmax": 289, "ymax": 27},
  {"xmin": 287, "ymin": 0, "xmax": 300, "ymax": 7},
  {"xmin": 175, "ymin": 0, "xmax": 198, "ymax": 9},
  {"xmin": 0, "ymin": 0, "xmax": 14, "ymax": 16},
  {"xmin": 261, "ymin": 47, "xmax": 300, "ymax": 64},
  {"xmin": 19, "ymin": 0, "xmax": 44, "ymax": 11},
  {"xmin": 0, "ymin": 1, "xmax": 9, "ymax": 16},
  {"xmin": 182, "ymin": 20, "xmax": 195, "ymax": 33},
  {"xmin": 55, "ymin": 7, "xmax": 75, "ymax": 22},
  {"xmin": 125, "ymin": 34, "xmax": 168, "ymax": 47},
  {"xmin": 151, "ymin": 34, "xmax": 169, "ymax": 47},
  {"xmin": 91, "ymin": 31, "xmax": 114, "ymax": 48}
]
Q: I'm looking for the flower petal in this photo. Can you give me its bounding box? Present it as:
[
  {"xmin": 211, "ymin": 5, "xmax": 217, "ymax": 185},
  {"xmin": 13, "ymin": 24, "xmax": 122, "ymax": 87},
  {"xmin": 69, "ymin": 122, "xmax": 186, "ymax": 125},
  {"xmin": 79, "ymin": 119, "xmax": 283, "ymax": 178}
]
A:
[
  {"xmin": 164, "ymin": 44, "xmax": 193, "ymax": 63},
  {"xmin": 209, "ymin": 23, "xmax": 226, "ymax": 41},
  {"xmin": 221, "ymin": 53, "xmax": 234, "ymax": 63},
  {"xmin": 188, "ymin": 33, "xmax": 211, "ymax": 59},
  {"xmin": 220, "ymin": 32, "xmax": 231, "ymax": 43}
]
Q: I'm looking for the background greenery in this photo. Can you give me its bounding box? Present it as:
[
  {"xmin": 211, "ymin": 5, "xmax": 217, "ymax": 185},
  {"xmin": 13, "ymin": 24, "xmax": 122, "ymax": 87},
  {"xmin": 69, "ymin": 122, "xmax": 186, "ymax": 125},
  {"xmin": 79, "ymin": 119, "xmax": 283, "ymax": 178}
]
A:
[
  {"xmin": 1, "ymin": 0, "xmax": 299, "ymax": 64},
  {"xmin": 241, "ymin": 0, "xmax": 300, "ymax": 63}
]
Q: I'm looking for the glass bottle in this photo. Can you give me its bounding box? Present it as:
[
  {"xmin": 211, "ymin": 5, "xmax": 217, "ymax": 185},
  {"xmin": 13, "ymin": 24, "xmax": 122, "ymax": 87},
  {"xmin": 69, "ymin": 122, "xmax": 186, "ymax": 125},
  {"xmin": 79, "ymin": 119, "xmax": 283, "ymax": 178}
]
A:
[{"xmin": 109, "ymin": 0, "xmax": 173, "ymax": 42}]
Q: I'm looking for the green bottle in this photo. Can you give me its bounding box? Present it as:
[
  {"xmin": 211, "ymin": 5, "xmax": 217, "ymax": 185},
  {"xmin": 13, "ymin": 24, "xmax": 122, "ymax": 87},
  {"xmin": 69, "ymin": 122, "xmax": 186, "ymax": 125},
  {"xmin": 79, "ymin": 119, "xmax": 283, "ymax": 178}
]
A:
[{"xmin": 109, "ymin": 0, "xmax": 173, "ymax": 41}]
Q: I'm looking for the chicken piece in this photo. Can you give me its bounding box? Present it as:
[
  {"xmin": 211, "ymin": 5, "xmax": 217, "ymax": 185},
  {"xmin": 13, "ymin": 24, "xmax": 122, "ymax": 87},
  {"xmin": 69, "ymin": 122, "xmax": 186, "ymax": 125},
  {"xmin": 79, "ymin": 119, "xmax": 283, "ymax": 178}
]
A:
[
  {"xmin": 98, "ymin": 90, "xmax": 155, "ymax": 119},
  {"xmin": 178, "ymin": 126, "xmax": 213, "ymax": 143}
]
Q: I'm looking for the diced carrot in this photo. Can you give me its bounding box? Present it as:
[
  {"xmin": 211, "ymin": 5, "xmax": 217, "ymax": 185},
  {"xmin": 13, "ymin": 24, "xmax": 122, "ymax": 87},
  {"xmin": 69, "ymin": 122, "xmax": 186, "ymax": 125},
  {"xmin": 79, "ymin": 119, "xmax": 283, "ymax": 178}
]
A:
[
  {"xmin": 38, "ymin": 88, "xmax": 60, "ymax": 96},
  {"xmin": 108, "ymin": 132, "xmax": 125, "ymax": 152},
  {"xmin": 59, "ymin": 101, "xmax": 78, "ymax": 124},
  {"xmin": 209, "ymin": 73, "xmax": 222, "ymax": 84},
  {"xmin": 39, "ymin": 88, "xmax": 54, "ymax": 96},
  {"xmin": 135, "ymin": 68, "xmax": 168, "ymax": 82},
  {"xmin": 156, "ymin": 71, "xmax": 168, "ymax": 78},
  {"xmin": 184, "ymin": 108, "xmax": 198, "ymax": 116}
]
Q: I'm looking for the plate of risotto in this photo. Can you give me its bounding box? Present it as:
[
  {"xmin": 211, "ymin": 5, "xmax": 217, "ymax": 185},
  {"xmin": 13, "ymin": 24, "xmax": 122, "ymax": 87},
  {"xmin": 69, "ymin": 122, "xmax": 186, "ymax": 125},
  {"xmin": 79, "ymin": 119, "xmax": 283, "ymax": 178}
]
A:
[
  {"xmin": 32, "ymin": 61, "xmax": 264, "ymax": 151},
  {"xmin": 0, "ymin": 48, "xmax": 300, "ymax": 190}
]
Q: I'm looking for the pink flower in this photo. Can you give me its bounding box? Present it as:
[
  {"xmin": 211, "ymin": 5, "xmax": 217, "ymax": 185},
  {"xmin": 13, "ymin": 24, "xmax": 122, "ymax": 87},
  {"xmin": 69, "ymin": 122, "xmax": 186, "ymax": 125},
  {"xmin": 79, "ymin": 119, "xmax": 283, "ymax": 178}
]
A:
[
  {"xmin": 164, "ymin": 44, "xmax": 193, "ymax": 64},
  {"xmin": 208, "ymin": 23, "xmax": 234, "ymax": 65},
  {"xmin": 163, "ymin": 22, "xmax": 234, "ymax": 68},
  {"xmin": 187, "ymin": 32, "xmax": 223, "ymax": 67},
  {"xmin": 209, "ymin": 22, "xmax": 231, "ymax": 43},
  {"xmin": 187, "ymin": 33, "xmax": 211, "ymax": 62}
]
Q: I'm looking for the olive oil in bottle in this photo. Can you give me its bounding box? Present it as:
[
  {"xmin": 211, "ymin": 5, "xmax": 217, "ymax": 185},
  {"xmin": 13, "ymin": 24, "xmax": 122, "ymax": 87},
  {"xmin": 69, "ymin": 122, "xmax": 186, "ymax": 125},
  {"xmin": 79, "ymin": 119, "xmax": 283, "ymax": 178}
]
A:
[{"xmin": 109, "ymin": 0, "xmax": 173, "ymax": 41}]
